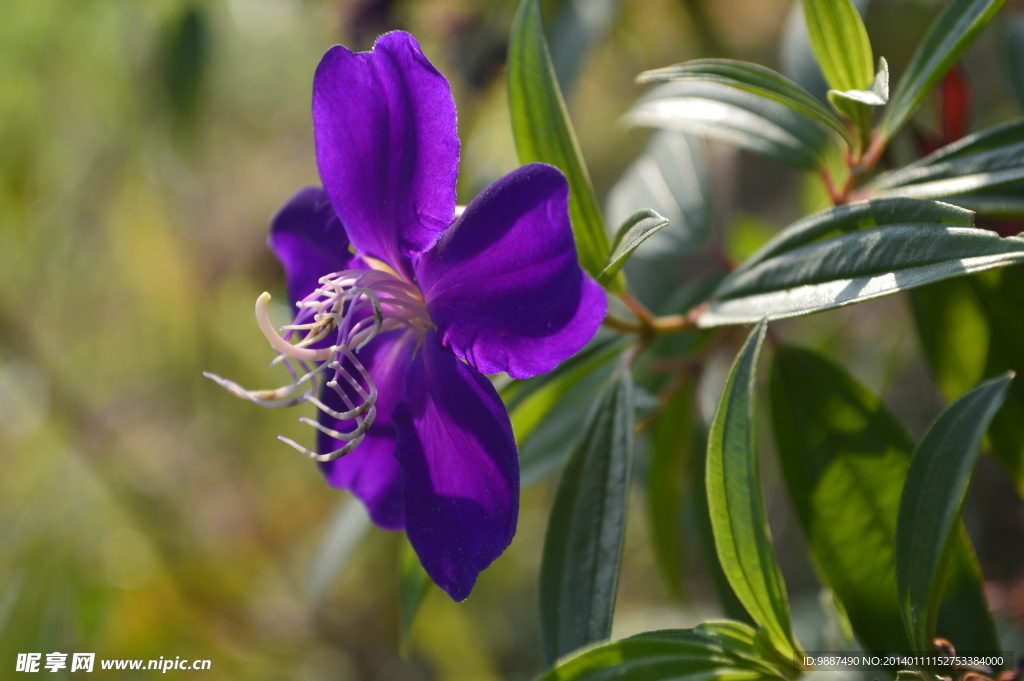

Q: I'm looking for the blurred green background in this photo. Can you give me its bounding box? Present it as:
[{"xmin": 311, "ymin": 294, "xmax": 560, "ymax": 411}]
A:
[{"xmin": 2, "ymin": 0, "xmax": 1024, "ymax": 679}]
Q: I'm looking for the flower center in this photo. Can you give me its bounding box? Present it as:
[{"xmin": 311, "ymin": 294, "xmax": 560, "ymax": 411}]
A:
[{"xmin": 204, "ymin": 268, "xmax": 432, "ymax": 462}]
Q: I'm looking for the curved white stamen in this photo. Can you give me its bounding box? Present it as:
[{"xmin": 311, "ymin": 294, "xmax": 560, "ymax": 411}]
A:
[
  {"xmin": 278, "ymin": 435, "xmax": 364, "ymax": 462},
  {"xmin": 303, "ymin": 393, "xmax": 374, "ymax": 420},
  {"xmin": 255, "ymin": 292, "xmax": 336, "ymax": 362},
  {"xmin": 299, "ymin": 410, "xmax": 375, "ymax": 441}
]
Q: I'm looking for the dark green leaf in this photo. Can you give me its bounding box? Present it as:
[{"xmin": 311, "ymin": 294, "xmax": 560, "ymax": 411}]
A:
[
  {"xmin": 599, "ymin": 209, "xmax": 672, "ymax": 284},
  {"xmin": 647, "ymin": 379, "xmax": 697, "ymax": 599},
  {"xmin": 399, "ymin": 537, "xmax": 432, "ymax": 654},
  {"xmin": 707, "ymin": 320, "xmax": 798, "ymax": 658},
  {"xmin": 508, "ymin": 0, "xmax": 615, "ymax": 283},
  {"xmin": 871, "ymin": 120, "xmax": 1024, "ymax": 199},
  {"xmin": 701, "ymin": 224, "xmax": 1024, "ymax": 326},
  {"xmin": 638, "ymin": 59, "xmax": 852, "ymax": 146},
  {"xmin": 770, "ymin": 346, "xmax": 998, "ymax": 656},
  {"xmin": 802, "ymin": 0, "xmax": 874, "ymax": 91},
  {"xmin": 948, "ymin": 182, "xmax": 1024, "ymax": 218},
  {"xmin": 911, "ymin": 267, "xmax": 1024, "ymax": 494},
  {"xmin": 896, "ymin": 373, "xmax": 1013, "ymax": 651},
  {"xmin": 737, "ymin": 197, "xmax": 974, "ymax": 274},
  {"xmin": 625, "ymin": 82, "xmax": 831, "ymax": 170},
  {"xmin": 879, "ymin": 0, "xmax": 1008, "ymax": 142},
  {"xmin": 606, "ymin": 131, "xmax": 713, "ymax": 258},
  {"xmin": 539, "ymin": 366, "xmax": 635, "ymax": 666}
]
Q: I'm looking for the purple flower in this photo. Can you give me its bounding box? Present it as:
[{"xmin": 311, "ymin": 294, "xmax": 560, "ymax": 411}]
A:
[{"xmin": 207, "ymin": 31, "xmax": 605, "ymax": 600}]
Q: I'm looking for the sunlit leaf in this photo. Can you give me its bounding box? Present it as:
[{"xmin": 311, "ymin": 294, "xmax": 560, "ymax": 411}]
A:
[
  {"xmin": 896, "ymin": 373, "xmax": 1012, "ymax": 651},
  {"xmin": 707, "ymin": 320, "xmax": 799, "ymax": 658},
  {"xmin": 779, "ymin": 0, "xmax": 872, "ymax": 102},
  {"xmin": 539, "ymin": 365, "xmax": 635, "ymax": 666},
  {"xmin": 770, "ymin": 346, "xmax": 999, "ymax": 656},
  {"xmin": 701, "ymin": 220, "xmax": 1024, "ymax": 326},
  {"xmin": 912, "ymin": 268, "xmax": 1024, "ymax": 493},
  {"xmin": 598, "ymin": 209, "xmax": 671, "ymax": 284},
  {"xmin": 802, "ymin": 0, "xmax": 874, "ymax": 92},
  {"xmin": 827, "ymin": 58, "xmax": 888, "ymax": 146},
  {"xmin": 879, "ymin": 0, "xmax": 1008, "ymax": 142},
  {"xmin": 625, "ymin": 82, "xmax": 831, "ymax": 170},
  {"xmin": 508, "ymin": 0, "xmax": 615, "ymax": 284},
  {"xmin": 871, "ymin": 119, "xmax": 1024, "ymax": 199},
  {"xmin": 535, "ymin": 633, "xmax": 776, "ymax": 681},
  {"xmin": 606, "ymin": 131, "xmax": 713, "ymax": 258},
  {"xmin": 638, "ymin": 59, "xmax": 853, "ymax": 147}
]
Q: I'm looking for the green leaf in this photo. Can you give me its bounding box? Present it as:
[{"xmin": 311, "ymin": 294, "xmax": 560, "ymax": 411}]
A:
[
  {"xmin": 606, "ymin": 131, "xmax": 713, "ymax": 259},
  {"xmin": 770, "ymin": 346, "xmax": 999, "ymax": 656},
  {"xmin": 638, "ymin": 59, "xmax": 853, "ymax": 147},
  {"xmin": 508, "ymin": 0, "xmax": 615, "ymax": 284},
  {"xmin": 700, "ymin": 224, "xmax": 1024, "ymax": 326},
  {"xmin": 707, "ymin": 320, "xmax": 798, "ymax": 658},
  {"xmin": 399, "ymin": 537, "xmax": 432, "ymax": 655},
  {"xmin": 692, "ymin": 422, "xmax": 755, "ymax": 625},
  {"xmin": 896, "ymin": 373, "xmax": 1013, "ymax": 651},
  {"xmin": 647, "ymin": 379, "xmax": 697, "ymax": 599},
  {"xmin": 879, "ymin": 0, "xmax": 1008, "ymax": 142},
  {"xmin": 625, "ymin": 82, "xmax": 831, "ymax": 170},
  {"xmin": 598, "ymin": 209, "xmax": 671, "ymax": 284},
  {"xmin": 802, "ymin": 0, "xmax": 874, "ymax": 92},
  {"xmin": 871, "ymin": 120, "xmax": 1024, "ymax": 199},
  {"xmin": 827, "ymin": 58, "xmax": 888, "ymax": 148},
  {"xmin": 911, "ymin": 267, "xmax": 1024, "ymax": 494},
  {"xmin": 737, "ymin": 197, "xmax": 974, "ymax": 274},
  {"xmin": 539, "ymin": 365, "xmax": 635, "ymax": 666},
  {"xmin": 948, "ymin": 182, "xmax": 1024, "ymax": 218},
  {"xmin": 535, "ymin": 634, "xmax": 773, "ymax": 681},
  {"xmin": 504, "ymin": 336, "xmax": 631, "ymax": 445}
]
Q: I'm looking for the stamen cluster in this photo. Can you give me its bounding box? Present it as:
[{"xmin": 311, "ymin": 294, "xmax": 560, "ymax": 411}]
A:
[{"xmin": 204, "ymin": 268, "xmax": 431, "ymax": 461}]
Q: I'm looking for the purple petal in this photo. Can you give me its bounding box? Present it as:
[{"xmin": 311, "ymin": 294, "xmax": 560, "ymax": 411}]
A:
[
  {"xmin": 313, "ymin": 32, "xmax": 459, "ymax": 277},
  {"xmin": 414, "ymin": 163, "xmax": 607, "ymax": 379},
  {"xmin": 318, "ymin": 329, "xmax": 416, "ymax": 531},
  {"xmin": 268, "ymin": 186, "xmax": 355, "ymax": 307},
  {"xmin": 393, "ymin": 334, "xmax": 519, "ymax": 601}
]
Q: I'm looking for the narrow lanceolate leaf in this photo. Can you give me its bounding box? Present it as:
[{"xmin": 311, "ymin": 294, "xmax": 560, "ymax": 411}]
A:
[
  {"xmin": 802, "ymin": 0, "xmax": 874, "ymax": 92},
  {"xmin": 625, "ymin": 81, "xmax": 831, "ymax": 170},
  {"xmin": 508, "ymin": 0, "xmax": 614, "ymax": 283},
  {"xmin": 771, "ymin": 346, "xmax": 1000, "ymax": 657},
  {"xmin": 827, "ymin": 58, "xmax": 889, "ymax": 147},
  {"xmin": 598, "ymin": 209, "xmax": 671, "ymax": 284},
  {"xmin": 539, "ymin": 367, "xmax": 635, "ymax": 666},
  {"xmin": 870, "ymin": 119, "xmax": 1024, "ymax": 199},
  {"xmin": 638, "ymin": 59, "xmax": 853, "ymax": 147},
  {"xmin": 535, "ymin": 632, "xmax": 775, "ymax": 681},
  {"xmin": 896, "ymin": 374, "xmax": 1013, "ymax": 652},
  {"xmin": 606, "ymin": 131, "xmax": 713, "ymax": 259},
  {"xmin": 949, "ymin": 182, "xmax": 1024, "ymax": 218},
  {"xmin": 738, "ymin": 197, "xmax": 974, "ymax": 274},
  {"xmin": 879, "ymin": 0, "xmax": 1008, "ymax": 142},
  {"xmin": 700, "ymin": 225, "xmax": 1024, "ymax": 327},
  {"xmin": 647, "ymin": 379, "xmax": 697, "ymax": 599},
  {"xmin": 912, "ymin": 267, "xmax": 1024, "ymax": 493},
  {"xmin": 399, "ymin": 537, "xmax": 432, "ymax": 654},
  {"xmin": 503, "ymin": 335, "xmax": 630, "ymax": 445},
  {"xmin": 707, "ymin": 320, "xmax": 798, "ymax": 658}
]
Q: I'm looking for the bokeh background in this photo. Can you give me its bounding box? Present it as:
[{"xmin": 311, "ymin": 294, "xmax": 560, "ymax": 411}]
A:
[{"xmin": 3, "ymin": 0, "xmax": 1024, "ymax": 679}]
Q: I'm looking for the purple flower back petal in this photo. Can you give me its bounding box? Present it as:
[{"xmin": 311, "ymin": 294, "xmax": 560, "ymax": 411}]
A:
[
  {"xmin": 415, "ymin": 163, "xmax": 607, "ymax": 379},
  {"xmin": 393, "ymin": 334, "xmax": 519, "ymax": 601},
  {"xmin": 313, "ymin": 32, "xmax": 459, "ymax": 277},
  {"xmin": 319, "ymin": 329, "xmax": 416, "ymax": 531},
  {"xmin": 268, "ymin": 186, "xmax": 354, "ymax": 308}
]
